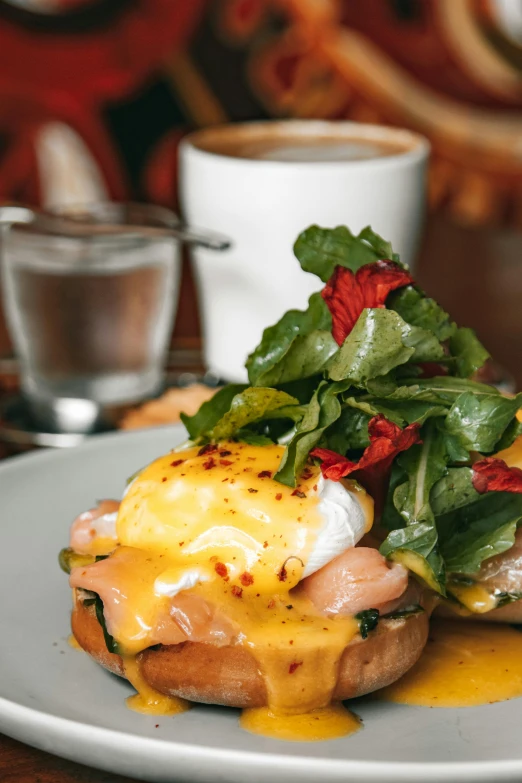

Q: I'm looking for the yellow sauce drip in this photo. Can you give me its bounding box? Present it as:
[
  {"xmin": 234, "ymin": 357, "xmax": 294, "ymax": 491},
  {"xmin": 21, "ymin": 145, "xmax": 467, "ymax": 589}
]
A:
[
  {"xmin": 380, "ymin": 619, "xmax": 522, "ymax": 707},
  {"xmin": 446, "ymin": 582, "xmax": 498, "ymax": 614},
  {"xmin": 240, "ymin": 703, "xmax": 361, "ymax": 742},
  {"xmin": 67, "ymin": 634, "xmax": 83, "ymax": 651},
  {"xmin": 123, "ymin": 656, "xmax": 190, "ymax": 716}
]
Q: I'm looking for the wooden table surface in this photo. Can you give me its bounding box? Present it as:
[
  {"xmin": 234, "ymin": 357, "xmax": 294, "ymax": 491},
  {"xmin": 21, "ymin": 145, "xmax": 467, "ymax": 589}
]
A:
[{"xmin": 2, "ymin": 214, "xmax": 522, "ymax": 781}]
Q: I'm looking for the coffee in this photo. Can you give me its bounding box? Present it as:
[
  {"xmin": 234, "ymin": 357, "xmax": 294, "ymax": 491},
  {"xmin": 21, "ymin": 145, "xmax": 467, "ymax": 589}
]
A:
[{"xmin": 191, "ymin": 126, "xmax": 415, "ymax": 163}]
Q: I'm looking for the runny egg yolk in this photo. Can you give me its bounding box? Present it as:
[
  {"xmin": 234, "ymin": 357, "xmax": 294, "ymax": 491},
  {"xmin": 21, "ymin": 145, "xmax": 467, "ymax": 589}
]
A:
[{"xmin": 70, "ymin": 442, "xmax": 374, "ymax": 737}]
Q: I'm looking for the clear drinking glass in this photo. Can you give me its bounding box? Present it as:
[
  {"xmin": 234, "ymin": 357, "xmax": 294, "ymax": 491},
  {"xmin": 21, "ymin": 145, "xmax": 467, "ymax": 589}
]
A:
[{"xmin": 1, "ymin": 203, "xmax": 181, "ymax": 433}]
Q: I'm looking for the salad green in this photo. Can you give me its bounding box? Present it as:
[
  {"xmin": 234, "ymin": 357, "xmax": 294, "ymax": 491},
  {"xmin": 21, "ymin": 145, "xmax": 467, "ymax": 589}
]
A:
[{"xmin": 181, "ymin": 224, "xmax": 522, "ymax": 602}]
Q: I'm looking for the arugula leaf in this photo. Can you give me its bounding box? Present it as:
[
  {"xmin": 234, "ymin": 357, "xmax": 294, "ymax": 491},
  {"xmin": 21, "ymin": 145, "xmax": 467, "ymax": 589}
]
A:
[
  {"xmin": 293, "ymin": 225, "xmax": 393, "ymax": 283},
  {"xmin": 393, "ymin": 423, "xmax": 449, "ymax": 527},
  {"xmin": 396, "ymin": 376, "xmax": 502, "ymax": 402},
  {"xmin": 381, "ymin": 461, "xmax": 408, "ymax": 531},
  {"xmin": 275, "ymin": 380, "xmax": 349, "ymax": 486},
  {"xmin": 210, "ymin": 388, "xmax": 299, "ymax": 441},
  {"xmin": 246, "ymin": 293, "xmax": 336, "ymax": 386},
  {"xmin": 430, "ymin": 467, "xmax": 480, "ymax": 516},
  {"xmin": 389, "ymin": 286, "xmax": 456, "ymax": 342},
  {"xmin": 381, "ymin": 522, "xmax": 445, "ymax": 593},
  {"xmin": 180, "ymin": 384, "xmax": 247, "ymax": 440},
  {"xmin": 344, "ymin": 394, "xmax": 447, "ymax": 428},
  {"xmin": 437, "ymin": 492, "xmax": 522, "ymax": 574},
  {"xmin": 495, "ymin": 416, "xmax": 522, "ymax": 452},
  {"xmin": 328, "ymin": 309, "xmax": 415, "ymax": 383},
  {"xmin": 234, "ymin": 429, "xmax": 274, "ymax": 446},
  {"xmin": 449, "ymin": 327, "xmax": 489, "ymax": 378},
  {"xmin": 381, "ymin": 423, "xmax": 448, "ymax": 592},
  {"xmin": 355, "ymin": 609, "xmax": 380, "ymax": 639},
  {"xmin": 328, "ymin": 308, "xmax": 442, "ymax": 384},
  {"xmin": 445, "ymin": 391, "xmax": 522, "ymax": 453},
  {"xmin": 325, "ymin": 406, "xmax": 371, "ymax": 453}
]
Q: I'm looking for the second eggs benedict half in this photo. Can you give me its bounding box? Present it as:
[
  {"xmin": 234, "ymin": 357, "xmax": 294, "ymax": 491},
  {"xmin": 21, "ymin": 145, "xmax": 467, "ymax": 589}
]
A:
[{"xmin": 63, "ymin": 441, "xmax": 428, "ymax": 736}]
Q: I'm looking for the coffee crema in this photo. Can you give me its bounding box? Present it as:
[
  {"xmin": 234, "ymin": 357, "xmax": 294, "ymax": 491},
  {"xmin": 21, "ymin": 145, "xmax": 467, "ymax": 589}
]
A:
[{"xmin": 191, "ymin": 129, "xmax": 415, "ymax": 163}]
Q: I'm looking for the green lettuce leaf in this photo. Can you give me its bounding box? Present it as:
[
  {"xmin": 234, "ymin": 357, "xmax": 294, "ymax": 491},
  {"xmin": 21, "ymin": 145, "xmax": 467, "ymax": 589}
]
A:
[
  {"xmin": 445, "ymin": 391, "xmax": 522, "ymax": 453},
  {"xmin": 449, "ymin": 327, "xmax": 489, "ymax": 378},
  {"xmin": 210, "ymin": 388, "xmax": 299, "ymax": 441},
  {"xmin": 246, "ymin": 293, "xmax": 336, "ymax": 386},
  {"xmin": 180, "ymin": 384, "xmax": 247, "ymax": 440},
  {"xmin": 293, "ymin": 225, "xmax": 396, "ymax": 283},
  {"xmin": 275, "ymin": 380, "xmax": 350, "ymax": 486}
]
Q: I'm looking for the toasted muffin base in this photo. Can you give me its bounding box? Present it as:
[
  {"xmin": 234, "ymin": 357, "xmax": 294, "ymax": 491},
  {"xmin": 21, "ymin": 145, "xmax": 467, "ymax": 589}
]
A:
[{"xmin": 72, "ymin": 597, "xmax": 429, "ymax": 708}]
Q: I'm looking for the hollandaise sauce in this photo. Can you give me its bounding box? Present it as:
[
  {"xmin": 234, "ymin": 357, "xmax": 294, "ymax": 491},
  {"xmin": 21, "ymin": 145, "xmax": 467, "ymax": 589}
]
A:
[
  {"xmin": 380, "ymin": 619, "xmax": 522, "ymax": 708},
  {"xmin": 69, "ymin": 442, "xmax": 374, "ymax": 740},
  {"xmin": 240, "ymin": 703, "xmax": 361, "ymax": 742},
  {"xmin": 123, "ymin": 656, "xmax": 190, "ymax": 716}
]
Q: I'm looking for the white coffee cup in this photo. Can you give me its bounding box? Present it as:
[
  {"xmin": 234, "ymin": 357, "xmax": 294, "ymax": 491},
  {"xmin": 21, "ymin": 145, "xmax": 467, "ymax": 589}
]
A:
[{"xmin": 179, "ymin": 120, "xmax": 429, "ymax": 383}]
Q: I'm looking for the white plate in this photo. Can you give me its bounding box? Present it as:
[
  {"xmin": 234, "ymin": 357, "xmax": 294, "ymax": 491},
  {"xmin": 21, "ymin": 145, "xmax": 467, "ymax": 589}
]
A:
[{"xmin": 1, "ymin": 425, "xmax": 522, "ymax": 783}]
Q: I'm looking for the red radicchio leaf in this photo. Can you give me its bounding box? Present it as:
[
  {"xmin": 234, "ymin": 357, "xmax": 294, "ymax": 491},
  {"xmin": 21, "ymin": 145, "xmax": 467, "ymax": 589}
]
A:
[
  {"xmin": 472, "ymin": 458, "xmax": 522, "ymax": 494},
  {"xmin": 310, "ymin": 415, "xmax": 422, "ymax": 511},
  {"xmin": 322, "ymin": 261, "xmax": 414, "ymax": 345}
]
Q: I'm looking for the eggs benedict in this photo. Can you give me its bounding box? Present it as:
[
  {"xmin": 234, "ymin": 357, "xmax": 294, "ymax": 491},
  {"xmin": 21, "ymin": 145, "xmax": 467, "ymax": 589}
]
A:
[{"xmin": 62, "ymin": 441, "xmax": 428, "ymax": 738}]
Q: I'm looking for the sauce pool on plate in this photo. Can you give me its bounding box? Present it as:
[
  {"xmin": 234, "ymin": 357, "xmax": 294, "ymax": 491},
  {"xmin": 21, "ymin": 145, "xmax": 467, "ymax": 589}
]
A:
[{"xmin": 379, "ymin": 619, "xmax": 522, "ymax": 708}]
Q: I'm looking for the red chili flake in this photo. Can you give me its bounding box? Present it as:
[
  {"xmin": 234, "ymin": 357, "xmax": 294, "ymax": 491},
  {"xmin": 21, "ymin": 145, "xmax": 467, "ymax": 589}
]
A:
[
  {"xmin": 215, "ymin": 562, "xmax": 228, "ymax": 578},
  {"xmin": 248, "ymin": 488, "xmax": 258, "ymax": 493},
  {"xmin": 263, "ymin": 541, "xmax": 268, "ymax": 549},
  {"xmin": 310, "ymin": 415, "xmax": 421, "ymax": 512},
  {"xmin": 179, "ymin": 541, "xmax": 184, "ymax": 546},
  {"xmin": 288, "ymin": 662, "xmax": 303, "ymax": 674},
  {"xmin": 155, "ymin": 724, "xmax": 159, "ymax": 728},
  {"xmin": 278, "ymin": 563, "xmax": 288, "ymax": 582},
  {"xmin": 170, "ymin": 459, "xmax": 184, "ymax": 467},
  {"xmin": 230, "ymin": 479, "xmax": 236, "ymax": 484},
  {"xmin": 203, "ymin": 457, "xmax": 216, "ymax": 470},
  {"xmin": 322, "ymin": 261, "xmax": 414, "ymax": 345},
  {"xmin": 222, "ymin": 478, "xmax": 229, "ymax": 483},
  {"xmin": 220, "ymin": 450, "xmax": 232, "ymax": 457},
  {"xmin": 220, "ymin": 459, "xmax": 233, "ymax": 466},
  {"xmin": 224, "ymin": 498, "xmax": 229, "ymax": 503},
  {"xmin": 301, "ymin": 469, "xmax": 313, "ymax": 480},
  {"xmin": 240, "ymin": 572, "xmax": 254, "ymax": 586},
  {"xmin": 289, "ymin": 640, "xmax": 294, "ymax": 645},
  {"xmin": 472, "ymin": 458, "xmax": 522, "ymax": 494},
  {"xmin": 267, "ymin": 599, "xmax": 276, "ymax": 609},
  {"xmin": 231, "ymin": 585, "xmax": 243, "ymax": 598},
  {"xmin": 292, "ymin": 490, "xmax": 306, "ymax": 499},
  {"xmin": 275, "ymin": 493, "xmax": 282, "ymax": 501},
  {"xmin": 313, "ymin": 484, "xmax": 318, "ymax": 492},
  {"xmin": 161, "ymin": 477, "xmax": 167, "ymax": 483},
  {"xmin": 243, "ymin": 467, "xmax": 252, "ymax": 472},
  {"xmin": 258, "ymin": 470, "xmax": 272, "ymax": 479},
  {"xmin": 286, "ymin": 604, "xmax": 293, "ymax": 610},
  {"xmin": 198, "ymin": 444, "xmax": 218, "ymax": 456}
]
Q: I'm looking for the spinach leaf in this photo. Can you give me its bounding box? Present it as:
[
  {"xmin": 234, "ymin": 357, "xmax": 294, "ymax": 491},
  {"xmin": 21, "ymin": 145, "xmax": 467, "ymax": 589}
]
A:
[
  {"xmin": 293, "ymin": 225, "xmax": 394, "ymax": 283},
  {"xmin": 275, "ymin": 380, "xmax": 349, "ymax": 486},
  {"xmin": 389, "ymin": 286, "xmax": 456, "ymax": 342},
  {"xmin": 246, "ymin": 293, "xmax": 336, "ymax": 386},
  {"xmin": 430, "ymin": 467, "xmax": 479, "ymax": 516},
  {"xmin": 180, "ymin": 384, "xmax": 247, "ymax": 440},
  {"xmin": 449, "ymin": 327, "xmax": 489, "ymax": 378},
  {"xmin": 210, "ymin": 388, "xmax": 299, "ymax": 441},
  {"xmin": 95, "ymin": 595, "xmax": 120, "ymax": 655},
  {"xmin": 355, "ymin": 609, "xmax": 380, "ymax": 639},
  {"xmin": 445, "ymin": 391, "xmax": 522, "ymax": 453},
  {"xmin": 328, "ymin": 309, "xmax": 443, "ymax": 384},
  {"xmin": 234, "ymin": 429, "xmax": 275, "ymax": 446}
]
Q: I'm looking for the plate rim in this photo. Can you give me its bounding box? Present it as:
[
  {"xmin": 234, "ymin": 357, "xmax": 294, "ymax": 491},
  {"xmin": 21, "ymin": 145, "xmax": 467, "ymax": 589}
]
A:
[{"xmin": 1, "ymin": 425, "xmax": 522, "ymax": 781}]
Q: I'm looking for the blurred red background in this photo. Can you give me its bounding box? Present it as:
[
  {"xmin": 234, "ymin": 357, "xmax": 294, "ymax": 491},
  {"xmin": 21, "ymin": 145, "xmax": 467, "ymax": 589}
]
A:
[{"xmin": 1, "ymin": 0, "xmax": 522, "ymax": 381}]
